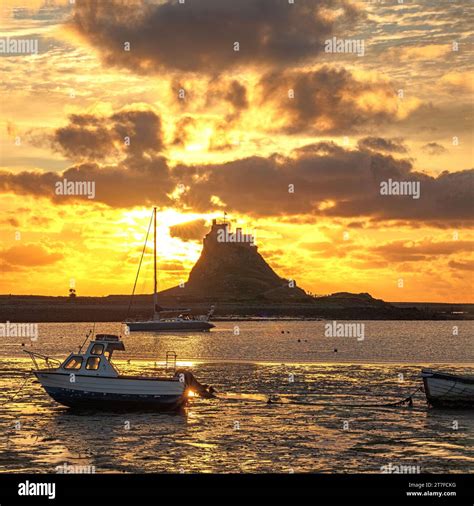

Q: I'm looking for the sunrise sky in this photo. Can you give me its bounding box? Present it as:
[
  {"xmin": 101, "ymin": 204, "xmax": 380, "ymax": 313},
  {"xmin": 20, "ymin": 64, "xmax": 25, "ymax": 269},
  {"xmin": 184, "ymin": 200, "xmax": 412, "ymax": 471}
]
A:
[{"xmin": 0, "ymin": 0, "xmax": 472, "ymax": 302}]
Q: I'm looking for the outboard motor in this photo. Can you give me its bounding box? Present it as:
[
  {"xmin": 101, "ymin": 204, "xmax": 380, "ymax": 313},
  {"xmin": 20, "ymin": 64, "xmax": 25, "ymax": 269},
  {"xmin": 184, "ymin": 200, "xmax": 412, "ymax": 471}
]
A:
[{"xmin": 175, "ymin": 370, "xmax": 217, "ymax": 399}]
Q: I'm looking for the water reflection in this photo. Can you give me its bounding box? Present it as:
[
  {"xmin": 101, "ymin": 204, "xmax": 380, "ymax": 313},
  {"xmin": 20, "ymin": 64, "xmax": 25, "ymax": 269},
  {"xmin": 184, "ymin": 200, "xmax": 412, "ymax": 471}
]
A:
[
  {"xmin": 1, "ymin": 358, "xmax": 472, "ymax": 473},
  {"xmin": 1, "ymin": 319, "xmax": 473, "ymax": 474}
]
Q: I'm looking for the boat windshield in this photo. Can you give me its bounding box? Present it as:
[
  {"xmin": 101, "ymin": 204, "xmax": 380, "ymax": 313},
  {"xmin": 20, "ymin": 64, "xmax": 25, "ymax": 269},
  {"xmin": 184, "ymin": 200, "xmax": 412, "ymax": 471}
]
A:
[
  {"xmin": 90, "ymin": 344, "xmax": 104, "ymax": 355},
  {"xmin": 63, "ymin": 356, "xmax": 83, "ymax": 370},
  {"xmin": 86, "ymin": 357, "xmax": 101, "ymax": 370}
]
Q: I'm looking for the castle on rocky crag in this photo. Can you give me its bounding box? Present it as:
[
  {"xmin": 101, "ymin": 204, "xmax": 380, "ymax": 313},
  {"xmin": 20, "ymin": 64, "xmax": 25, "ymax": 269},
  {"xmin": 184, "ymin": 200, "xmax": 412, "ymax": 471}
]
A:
[{"xmin": 160, "ymin": 218, "xmax": 309, "ymax": 302}]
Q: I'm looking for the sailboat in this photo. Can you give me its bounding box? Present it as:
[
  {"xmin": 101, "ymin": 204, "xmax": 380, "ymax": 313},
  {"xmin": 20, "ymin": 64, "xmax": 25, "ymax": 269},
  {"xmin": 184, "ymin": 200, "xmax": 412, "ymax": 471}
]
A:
[{"xmin": 125, "ymin": 207, "xmax": 215, "ymax": 332}]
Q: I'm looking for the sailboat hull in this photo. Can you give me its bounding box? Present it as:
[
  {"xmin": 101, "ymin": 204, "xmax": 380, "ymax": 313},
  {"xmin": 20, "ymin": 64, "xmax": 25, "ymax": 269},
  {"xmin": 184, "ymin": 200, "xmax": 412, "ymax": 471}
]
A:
[{"xmin": 126, "ymin": 321, "xmax": 214, "ymax": 332}]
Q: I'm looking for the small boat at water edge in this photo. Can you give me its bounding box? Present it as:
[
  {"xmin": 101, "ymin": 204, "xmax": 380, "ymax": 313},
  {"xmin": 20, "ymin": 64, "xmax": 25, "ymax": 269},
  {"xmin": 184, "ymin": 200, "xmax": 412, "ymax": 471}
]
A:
[
  {"xmin": 125, "ymin": 207, "xmax": 215, "ymax": 332},
  {"xmin": 26, "ymin": 333, "xmax": 214, "ymax": 411},
  {"xmin": 126, "ymin": 307, "xmax": 215, "ymax": 332},
  {"xmin": 127, "ymin": 320, "xmax": 214, "ymax": 332},
  {"xmin": 421, "ymin": 368, "xmax": 474, "ymax": 408}
]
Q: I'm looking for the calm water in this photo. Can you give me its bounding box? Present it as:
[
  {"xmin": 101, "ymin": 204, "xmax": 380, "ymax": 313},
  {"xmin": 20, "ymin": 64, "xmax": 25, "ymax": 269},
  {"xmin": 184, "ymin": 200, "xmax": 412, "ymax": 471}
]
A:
[{"xmin": 0, "ymin": 321, "xmax": 473, "ymax": 473}]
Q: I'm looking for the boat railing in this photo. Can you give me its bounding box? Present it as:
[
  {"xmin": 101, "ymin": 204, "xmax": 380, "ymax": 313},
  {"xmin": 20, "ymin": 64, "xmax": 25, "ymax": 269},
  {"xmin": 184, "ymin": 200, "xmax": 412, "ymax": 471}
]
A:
[
  {"xmin": 165, "ymin": 351, "xmax": 177, "ymax": 373},
  {"xmin": 23, "ymin": 350, "xmax": 62, "ymax": 371}
]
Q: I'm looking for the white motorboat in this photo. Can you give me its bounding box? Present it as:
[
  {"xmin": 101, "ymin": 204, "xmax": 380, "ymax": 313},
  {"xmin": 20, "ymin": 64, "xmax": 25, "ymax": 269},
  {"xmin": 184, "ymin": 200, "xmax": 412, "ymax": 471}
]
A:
[
  {"xmin": 26, "ymin": 333, "xmax": 214, "ymax": 410},
  {"xmin": 125, "ymin": 207, "xmax": 215, "ymax": 332},
  {"xmin": 421, "ymin": 368, "xmax": 474, "ymax": 408}
]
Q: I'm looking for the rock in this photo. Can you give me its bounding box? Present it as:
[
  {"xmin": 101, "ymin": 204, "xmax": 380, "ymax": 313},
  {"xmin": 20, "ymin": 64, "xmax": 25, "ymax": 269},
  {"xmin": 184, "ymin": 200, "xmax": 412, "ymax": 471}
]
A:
[{"xmin": 160, "ymin": 220, "xmax": 311, "ymax": 302}]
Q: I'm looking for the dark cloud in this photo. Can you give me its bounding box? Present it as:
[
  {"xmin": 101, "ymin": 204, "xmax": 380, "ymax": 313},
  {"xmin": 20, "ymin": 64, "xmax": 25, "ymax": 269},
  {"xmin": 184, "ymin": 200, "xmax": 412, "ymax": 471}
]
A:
[
  {"xmin": 396, "ymin": 102, "xmax": 472, "ymax": 138},
  {"xmin": 173, "ymin": 146, "xmax": 473, "ymax": 223},
  {"xmin": 358, "ymin": 137, "xmax": 407, "ymax": 153},
  {"xmin": 1, "ymin": 141, "xmax": 472, "ymax": 225},
  {"xmin": 225, "ymin": 81, "xmax": 248, "ymax": 111},
  {"xmin": 110, "ymin": 109, "xmax": 164, "ymax": 154},
  {"xmin": 292, "ymin": 141, "xmax": 347, "ymax": 157},
  {"xmin": 448, "ymin": 260, "xmax": 474, "ymax": 271},
  {"xmin": 204, "ymin": 79, "xmax": 250, "ymax": 124},
  {"xmin": 422, "ymin": 142, "xmax": 448, "ymax": 156},
  {"xmin": 54, "ymin": 115, "xmax": 116, "ymax": 160},
  {"xmin": 169, "ymin": 219, "xmax": 208, "ymax": 242},
  {"xmin": 0, "ymin": 156, "xmax": 175, "ymax": 208},
  {"xmin": 259, "ymin": 67, "xmax": 400, "ymax": 134},
  {"xmin": 171, "ymin": 116, "xmax": 197, "ymax": 147},
  {"xmin": 70, "ymin": 0, "xmax": 360, "ymax": 73},
  {"xmin": 54, "ymin": 109, "xmax": 163, "ymax": 160}
]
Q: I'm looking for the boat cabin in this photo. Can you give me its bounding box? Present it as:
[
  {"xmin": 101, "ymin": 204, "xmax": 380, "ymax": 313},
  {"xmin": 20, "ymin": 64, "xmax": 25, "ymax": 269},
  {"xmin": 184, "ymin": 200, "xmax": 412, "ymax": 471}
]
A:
[{"xmin": 58, "ymin": 334, "xmax": 124, "ymax": 378}]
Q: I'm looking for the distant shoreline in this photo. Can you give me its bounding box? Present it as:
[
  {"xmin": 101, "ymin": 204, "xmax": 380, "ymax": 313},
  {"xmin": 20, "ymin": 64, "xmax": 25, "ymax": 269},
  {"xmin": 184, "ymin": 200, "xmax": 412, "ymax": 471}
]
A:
[
  {"xmin": 1, "ymin": 294, "xmax": 472, "ymax": 305},
  {"xmin": 0, "ymin": 294, "xmax": 472, "ymax": 321}
]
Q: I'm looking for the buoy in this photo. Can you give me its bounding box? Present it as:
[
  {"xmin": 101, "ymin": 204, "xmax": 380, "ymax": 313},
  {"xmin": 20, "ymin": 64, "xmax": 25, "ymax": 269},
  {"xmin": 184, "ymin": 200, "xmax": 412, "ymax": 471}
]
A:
[{"xmin": 334, "ymin": 348, "xmax": 338, "ymax": 352}]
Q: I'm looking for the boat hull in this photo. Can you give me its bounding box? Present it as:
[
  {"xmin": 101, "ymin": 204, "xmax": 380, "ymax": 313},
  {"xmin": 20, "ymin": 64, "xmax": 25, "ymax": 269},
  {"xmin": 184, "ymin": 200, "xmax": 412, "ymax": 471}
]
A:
[
  {"xmin": 43, "ymin": 386, "xmax": 184, "ymax": 410},
  {"xmin": 35, "ymin": 371, "xmax": 187, "ymax": 411},
  {"xmin": 422, "ymin": 370, "xmax": 474, "ymax": 409},
  {"xmin": 126, "ymin": 320, "xmax": 214, "ymax": 332}
]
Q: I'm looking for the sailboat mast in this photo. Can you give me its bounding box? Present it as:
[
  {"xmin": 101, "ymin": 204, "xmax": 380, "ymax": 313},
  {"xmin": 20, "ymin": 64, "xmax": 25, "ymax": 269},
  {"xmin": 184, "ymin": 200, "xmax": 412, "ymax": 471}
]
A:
[{"xmin": 153, "ymin": 207, "xmax": 158, "ymax": 317}]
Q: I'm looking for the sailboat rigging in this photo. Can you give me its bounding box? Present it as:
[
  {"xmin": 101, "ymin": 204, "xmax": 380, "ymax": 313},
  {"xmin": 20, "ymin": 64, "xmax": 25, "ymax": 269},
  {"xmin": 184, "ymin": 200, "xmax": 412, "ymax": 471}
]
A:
[{"xmin": 125, "ymin": 207, "xmax": 215, "ymax": 332}]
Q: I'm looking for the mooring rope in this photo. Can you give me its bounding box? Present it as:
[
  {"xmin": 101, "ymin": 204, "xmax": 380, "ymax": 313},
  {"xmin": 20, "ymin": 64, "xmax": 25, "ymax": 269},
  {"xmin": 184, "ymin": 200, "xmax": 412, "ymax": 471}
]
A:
[
  {"xmin": 215, "ymin": 386, "xmax": 424, "ymax": 409},
  {"xmin": 0, "ymin": 373, "xmax": 33, "ymax": 406},
  {"xmin": 282, "ymin": 386, "xmax": 422, "ymax": 408}
]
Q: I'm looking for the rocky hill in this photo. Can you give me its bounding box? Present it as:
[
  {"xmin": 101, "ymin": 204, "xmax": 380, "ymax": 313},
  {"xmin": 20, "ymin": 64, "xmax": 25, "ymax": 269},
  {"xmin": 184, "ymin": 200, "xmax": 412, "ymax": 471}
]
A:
[{"xmin": 160, "ymin": 219, "xmax": 310, "ymax": 302}]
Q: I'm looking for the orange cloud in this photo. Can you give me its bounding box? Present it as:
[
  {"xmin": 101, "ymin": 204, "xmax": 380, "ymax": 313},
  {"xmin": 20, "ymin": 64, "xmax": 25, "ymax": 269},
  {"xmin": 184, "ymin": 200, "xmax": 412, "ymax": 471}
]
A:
[
  {"xmin": 440, "ymin": 71, "xmax": 474, "ymax": 93},
  {"xmin": 0, "ymin": 243, "xmax": 63, "ymax": 267},
  {"xmin": 388, "ymin": 44, "xmax": 451, "ymax": 61}
]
